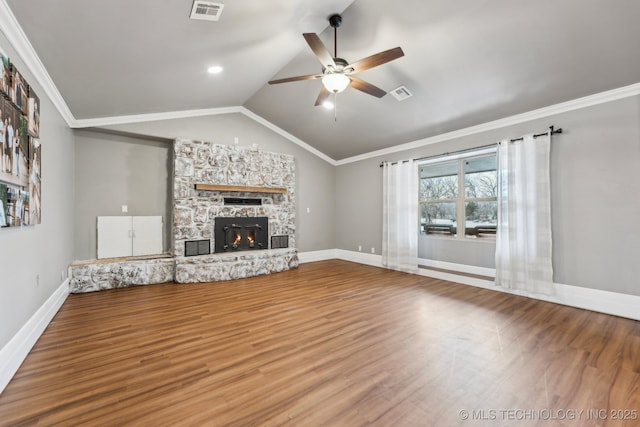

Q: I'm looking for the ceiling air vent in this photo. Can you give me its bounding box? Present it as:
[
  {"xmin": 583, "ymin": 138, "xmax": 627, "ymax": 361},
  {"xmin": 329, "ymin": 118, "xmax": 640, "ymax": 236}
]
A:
[
  {"xmin": 390, "ymin": 86, "xmax": 413, "ymax": 101},
  {"xmin": 190, "ymin": 1, "xmax": 224, "ymax": 21}
]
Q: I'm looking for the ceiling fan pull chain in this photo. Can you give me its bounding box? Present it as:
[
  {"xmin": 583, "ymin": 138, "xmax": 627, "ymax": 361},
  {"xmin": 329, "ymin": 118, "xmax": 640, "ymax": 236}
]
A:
[{"xmin": 334, "ymin": 93, "xmax": 338, "ymax": 122}]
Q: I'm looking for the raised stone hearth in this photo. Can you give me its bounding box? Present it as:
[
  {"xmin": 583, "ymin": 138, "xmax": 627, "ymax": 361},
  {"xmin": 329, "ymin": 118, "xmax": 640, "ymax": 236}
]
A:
[
  {"xmin": 175, "ymin": 248, "xmax": 298, "ymax": 283},
  {"xmin": 69, "ymin": 257, "xmax": 175, "ymax": 293}
]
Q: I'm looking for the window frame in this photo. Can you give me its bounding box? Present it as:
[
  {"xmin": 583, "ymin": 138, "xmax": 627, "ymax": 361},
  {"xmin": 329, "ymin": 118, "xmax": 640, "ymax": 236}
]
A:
[{"xmin": 418, "ymin": 147, "xmax": 497, "ymax": 240}]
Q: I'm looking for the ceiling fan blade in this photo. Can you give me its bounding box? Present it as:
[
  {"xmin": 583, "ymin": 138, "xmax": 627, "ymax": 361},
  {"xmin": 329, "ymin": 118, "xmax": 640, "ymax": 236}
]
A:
[
  {"xmin": 349, "ymin": 76, "xmax": 387, "ymax": 98},
  {"xmin": 314, "ymin": 87, "xmax": 331, "ymax": 107},
  {"xmin": 303, "ymin": 33, "xmax": 336, "ymax": 68},
  {"xmin": 268, "ymin": 74, "xmax": 323, "ymax": 85},
  {"xmin": 348, "ymin": 47, "xmax": 404, "ymax": 74}
]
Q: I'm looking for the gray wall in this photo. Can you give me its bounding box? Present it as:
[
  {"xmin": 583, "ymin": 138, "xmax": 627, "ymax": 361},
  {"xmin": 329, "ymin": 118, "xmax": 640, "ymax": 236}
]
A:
[
  {"xmin": 336, "ymin": 96, "xmax": 640, "ymax": 296},
  {"xmin": 73, "ymin": 129, "xmax": 172, "ymax": 260},
  {"xmin": 98, "ymin": 113, "xmax": 336, "ymax": 254},
  {"xmin": 0, "ymin": 33, "xmax": 75, "ymax": 349}
]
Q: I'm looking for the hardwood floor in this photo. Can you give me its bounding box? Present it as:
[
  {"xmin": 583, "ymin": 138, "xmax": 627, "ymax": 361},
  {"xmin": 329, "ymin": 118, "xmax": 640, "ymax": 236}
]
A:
[{"xmin": 0, "ymin": 260, "xmax": 638, "ymax": 426}]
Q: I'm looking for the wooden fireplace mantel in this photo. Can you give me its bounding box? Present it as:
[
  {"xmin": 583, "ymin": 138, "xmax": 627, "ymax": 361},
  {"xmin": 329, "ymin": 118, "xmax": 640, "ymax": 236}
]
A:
[{"xmin": 194, "ymin": 183, "xmax": 287, "ymax": 194}]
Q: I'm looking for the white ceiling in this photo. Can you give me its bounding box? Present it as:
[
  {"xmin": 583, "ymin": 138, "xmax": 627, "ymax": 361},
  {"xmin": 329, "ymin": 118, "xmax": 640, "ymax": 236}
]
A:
[{"xmin": 5, "ymin": 0, "xmax": 640, "ymax": 160}]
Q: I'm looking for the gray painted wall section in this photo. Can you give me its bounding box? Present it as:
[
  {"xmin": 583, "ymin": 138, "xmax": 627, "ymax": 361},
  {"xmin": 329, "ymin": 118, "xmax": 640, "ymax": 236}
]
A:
[
  {"xmin": 102, "ymin": 113, "xmax": 336, "ymax": 253},
  {"xmin": 0, "ymin": 33, "xmax": 75, "ymax": 349},
  {"xmin": 418, "ymin": 238, "xmax": 496, "ymax": 268},
  {"xmin": 73, "ymin": 130, "xmax": 172, "ymax": 261},
  {"xmin": 336, "ymin": 96, "xmax": 640, "ymax": 296},
  {"xmin": 335, "ymin": 159, "xmax": 382, "ymax": 255}
]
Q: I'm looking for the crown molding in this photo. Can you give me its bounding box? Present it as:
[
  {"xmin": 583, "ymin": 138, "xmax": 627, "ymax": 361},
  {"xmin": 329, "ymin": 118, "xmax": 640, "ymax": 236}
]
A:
[
  {"xmin": 72, "ymin": 106, "xmax": 244, "ymax": 128},
  {"xmin": 0, "ymin": 0, "xmax": 75, "ymax": 127},
  {"xmin": 71, "ymin": 106, "xmax": 338, "ymax": 165},
  {"xmin": 72, "ymin": 81, "xmax": 640, "ymax": 168},
  {"xmin": 238, "ymin": 107, "xmax": 337, "ymax": 165},
  {"xmin": 335, "ymin": 81, "xmax": 640, "ymax": 166}
]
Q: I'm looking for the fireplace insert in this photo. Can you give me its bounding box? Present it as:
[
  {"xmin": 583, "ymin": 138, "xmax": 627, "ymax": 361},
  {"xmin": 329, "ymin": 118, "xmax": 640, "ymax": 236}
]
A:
[{"xmin": 214, "ymin": 217, "xmax": 268, "ymax": 253}]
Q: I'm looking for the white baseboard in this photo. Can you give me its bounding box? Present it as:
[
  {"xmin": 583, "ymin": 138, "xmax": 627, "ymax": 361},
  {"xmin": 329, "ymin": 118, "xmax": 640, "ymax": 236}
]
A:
[
  {"xmin": 298, "ymin": 249, "xmax": 338, "ymax": 263},
  {"xmin": 0, "ymin": 279, "xmax": 69, "ymax": 394},
  {"xmin": 417, "ymin": 265, "xmax": 640, "ymax": 321},
  {"xmin": 305, "ymin": 249, "xmax": 640, "ymax": 322},
  {"xmin": 334, "ymin": 249, "xmax": 383, "ymax": 267},
  {"xmin": 418, "ymin": 258, "xmax": 496, "ymax": 278},
  {"xmin": 298, "ymin": 249, "xmax": 384, "ymax": 267},
  {"xmin": 542, "ymin": 282, "xmax": 640, "ymax": 321},
  {"xmin": 416, "ymin": 266, "xmax": 496, "ymax": 288},
  {"xmin": 416, "ymin": 267, "xmax": 640, "ymax": 320}
]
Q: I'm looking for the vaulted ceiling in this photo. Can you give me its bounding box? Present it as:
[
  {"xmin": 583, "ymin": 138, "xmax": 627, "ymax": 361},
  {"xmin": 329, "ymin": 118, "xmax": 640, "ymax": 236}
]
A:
[{"xmin": 5, "ymin": 0, "xmax": 640, "ymax": 160}]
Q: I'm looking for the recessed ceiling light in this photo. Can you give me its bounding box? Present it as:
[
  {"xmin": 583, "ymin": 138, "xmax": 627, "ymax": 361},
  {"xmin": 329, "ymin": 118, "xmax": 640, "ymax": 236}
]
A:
[
  {"xmin": 322, "ymin": 101, "xmax": 334, "ymax": 110},
  {"xmin": 207, "ymin": 65, "xmax": 223, "ymax": 74}
]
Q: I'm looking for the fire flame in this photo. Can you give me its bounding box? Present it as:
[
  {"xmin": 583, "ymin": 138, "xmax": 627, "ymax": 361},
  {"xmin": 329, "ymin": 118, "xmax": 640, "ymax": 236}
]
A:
[{"xmin": 233, "ymin": 233, "xmax": 241, "ymax": 245}]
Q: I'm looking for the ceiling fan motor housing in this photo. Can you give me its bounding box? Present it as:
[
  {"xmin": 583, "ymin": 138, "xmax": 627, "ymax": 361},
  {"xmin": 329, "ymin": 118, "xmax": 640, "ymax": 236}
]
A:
[
  {"xmin": 329, "ymin": 14, "xmax": 342, "ymax": 28},
  {"xmin": 323, "ymin": 58, "xmax": 351, "ymax": 74}
]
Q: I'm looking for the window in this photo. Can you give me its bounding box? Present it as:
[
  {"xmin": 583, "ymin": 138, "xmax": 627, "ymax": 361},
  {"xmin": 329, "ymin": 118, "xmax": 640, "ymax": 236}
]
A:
[{"xmin": 419, "ymin": 151, "xmax": 497, "ymax": 239}]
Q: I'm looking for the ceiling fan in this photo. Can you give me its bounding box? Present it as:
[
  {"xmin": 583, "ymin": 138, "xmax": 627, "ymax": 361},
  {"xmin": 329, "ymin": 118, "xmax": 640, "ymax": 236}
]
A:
[{"xmin": 268, "ymin": 14, "xmax": 404, "ymax": 107}]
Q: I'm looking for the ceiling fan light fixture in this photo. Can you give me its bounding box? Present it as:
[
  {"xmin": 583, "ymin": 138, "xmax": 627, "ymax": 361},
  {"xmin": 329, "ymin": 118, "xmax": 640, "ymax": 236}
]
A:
[{"xmin": 322, "ymin": 73, "xmax": 350, "ymax": 93}]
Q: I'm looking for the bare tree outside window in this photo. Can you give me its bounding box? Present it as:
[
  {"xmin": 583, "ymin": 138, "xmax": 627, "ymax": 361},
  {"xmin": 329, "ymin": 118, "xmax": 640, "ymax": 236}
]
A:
[{"xmin": 419, "ymin": 154, "xmax": 497, "ymax": 238}]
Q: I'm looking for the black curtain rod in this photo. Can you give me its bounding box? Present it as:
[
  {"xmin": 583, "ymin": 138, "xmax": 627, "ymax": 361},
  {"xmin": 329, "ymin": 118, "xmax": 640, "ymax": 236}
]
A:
[
  {"xmin": 510, "ymin": 125, "xmax": 563, "ymax": 143},
  {"xmin": 380, "ymin": 126, "xmax": 563, "ymax": 168}
]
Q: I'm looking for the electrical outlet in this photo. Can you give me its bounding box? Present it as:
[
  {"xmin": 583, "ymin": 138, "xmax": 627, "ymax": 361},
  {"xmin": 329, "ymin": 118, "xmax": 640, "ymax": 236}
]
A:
[
  {"xmin": 36, "ymin": 274, "xmax": 40, "ymax": 287},
  {"xmin": 61, "ymin": 270, "xmax": 65, "ymax": 281},
  {"xmin": 121, "ymin": 205, "xmax": 128, "ymax": 213},
  {"xmin": 358, "ymin": 245, "xmax": 362, "ymax": 252},
  {"xmin": 371, "ymin": 247, "xmax": 375, "ymax": 254},
  {"xmin": 306, "ymin": 207, "xmax": 311, "ymax": 214}
]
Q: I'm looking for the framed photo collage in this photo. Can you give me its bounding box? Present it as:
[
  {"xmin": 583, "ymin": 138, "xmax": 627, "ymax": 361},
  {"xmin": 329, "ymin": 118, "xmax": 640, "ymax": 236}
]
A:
[{"xmin": 0, "ymin": 47, "xmax": 41, "ymax": 228}]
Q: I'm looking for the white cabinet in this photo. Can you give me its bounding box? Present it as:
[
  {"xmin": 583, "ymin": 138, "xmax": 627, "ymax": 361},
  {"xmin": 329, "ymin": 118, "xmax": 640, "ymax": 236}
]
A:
[
  {"xmin": 97, "ymin": 216, "xmax": 132, "ymax": 259},
  {"xmin": 97, "ymin": 216, "xmax": 163, "ymax": 259},
  {"xmin": 131, "ymin": 216, "xmax": 163, "ymax": 256}
]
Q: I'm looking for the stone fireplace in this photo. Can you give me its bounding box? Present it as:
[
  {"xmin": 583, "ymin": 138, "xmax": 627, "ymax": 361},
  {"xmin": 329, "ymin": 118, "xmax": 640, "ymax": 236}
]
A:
[
  {"xmin": 68, "ymin": 139, "xmax": 299, "ymax": 293},
  {"xmin": 173, "ymin": 139, "xmax": 298, "ymax": 283}
]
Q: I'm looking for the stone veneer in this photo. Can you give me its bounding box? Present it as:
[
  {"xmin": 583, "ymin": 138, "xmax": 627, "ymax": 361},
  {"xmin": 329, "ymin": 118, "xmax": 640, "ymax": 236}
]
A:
[
  {"xmin": 175, "ymin": 248, "xmax": 298, "ymax": 283},
  {"xmin": 69, "ymin": 258, "xmax": 175, "ymax": 293},
  {"xmin": 172, "ymin": 139, "xmax": 298, "ymax": 283}
]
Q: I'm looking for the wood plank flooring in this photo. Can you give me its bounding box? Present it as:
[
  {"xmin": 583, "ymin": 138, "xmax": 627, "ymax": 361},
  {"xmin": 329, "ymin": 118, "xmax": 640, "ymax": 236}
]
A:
[{"xmin": 0, "ymin": 260, "xmax": 638, "ymax": 426}]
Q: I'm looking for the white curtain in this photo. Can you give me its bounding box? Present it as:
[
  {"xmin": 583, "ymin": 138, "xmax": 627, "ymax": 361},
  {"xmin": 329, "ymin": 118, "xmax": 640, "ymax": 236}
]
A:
[
  {"xmin": 495, "ymin": 133, "xmax": 554, "ymax": 295},
  {"xmin": 382, "ymin": 160, "xmax": 419, "ymax": 274}
]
